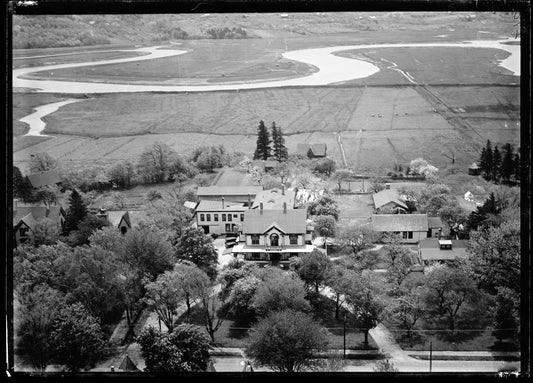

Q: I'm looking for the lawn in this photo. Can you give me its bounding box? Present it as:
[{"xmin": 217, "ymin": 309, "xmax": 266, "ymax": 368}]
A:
[{"xmin": 174, "ymin": 294, "xmax": 378, "ymax": 351}]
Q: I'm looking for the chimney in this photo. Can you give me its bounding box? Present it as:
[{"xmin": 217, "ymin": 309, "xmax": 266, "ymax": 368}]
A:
[
  {"xmin": 222, "ymin": 197, "xmax": 225, "ymax": 209},
  {"xmin": 385, "ymin": 183, "xmax": 390, "ymax": 190},
  {"xmin": 248, "ymin": 194, "xmax": 251, "ymax": 209},
  {"xmin": 283, "ymin": 202, "xmax": 287, "ymax": 213},
  {"xmin": 282, "ymin": 184, "xmax": 285, "ymax": 195},
  {"xmin": 260, "ymin": 202, "xmax": 263, "ymax": 214}
]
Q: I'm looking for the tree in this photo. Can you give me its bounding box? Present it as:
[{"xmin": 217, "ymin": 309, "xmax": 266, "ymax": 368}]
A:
[
  {"xmin": 384, "ymin": 244, "xmax": 414, "ymax": 293},
  {"xmin": 271, "ymin": 122, "xmax": 288, "ymax": 161},
  {"xmin": 144, "ymin": 270, "xmax": 188, "ymax": 333},
  {"xmin": 466, "ymin": 192, "xmax": 501, "ymax": 231},
  {"xmin": 27, "ymin": 185, "xmax": 60, "ymax": 209},
  {"xmin": 62, "ymin": 188, "xmax": 88, "ymax": 235},
  {"xmin": 190, "ymin": 146, "xmax": 226, "ymax": 173},
  {"xmin": 221, "ymin": 274, "xmax": 261, "ymax": 320},
  {"xmin": 88, "ymin": 226, "xmax": 124, "ymax": 252},
  {"xmin": 500, "ymin": 143, "xmax": 514, "ymax": 183},
  {"xmin": 199, "ymin": 286, "xmax": 225, "ymax": 342},
  {"xmin": 31, "ymin": 217, "xmax": 59, "ymax": 246},
  {"xmin": 49, "ymin": 303, "xmax": 107, "ymax": 372},
  {"xmin": 172, "ymin": 261, "xmax": 211, "ymax": 320},
  {"xmin": 245, "ymin": 309, "xmax": 328, "ymax": 373},
  {"xmin": 252, "ymin": 270, "xmax": 311, "ymax": 316},
  {"xmin": 313, "ymin": 158, "xmax": 336, "ymax": 178},
  {"xmin": 295, "ymin": 249, "xmax": 330, "ymax": 294},
  {"xmin": 479, "ymin": 140, "xmax": 493, "ymax": 179},
  {"xmin": 308, "ymin": 194, "xmax": 340, "ymax": 220},
  {"xmin": 422, "ymin": 264, "xmax": 480, "ymax": 331},
  {"xmin": 253, "ymin": 120, "xmax": 271, "ymax": 160},
  {"xmin": 13, "ymin": 166, "xmax": 34, "ymax": 201},
  {"xmin": 217, "ymin": 259, "xmax": 259, "ymax": 301},
  {"xmin": 513, "ymin": 152, "xmax": 520, "ymax": 182},
  {"xmin": 492, "ymin": 287, "xmax": 519, "ymax": 344},
  {"xmin": 408, "ymin": 158, "xmax": 438, "ymax": 179},
  {"xmin": 336, "ymin": 224, "xmax": 374, "ymax": 260},
  {"xmin": 369, "ymin": 176, "xmax": 386, "ymax": 193},
  {"xmin": 66, "ymin": 214, "xmax": 107, "ymax": 247},
  {"xmin": 373, "ymin": 359, "xmax": 399, "ymax": 373},
  {"xmin": 492, "ymin": 145, "xmax": 502, "ymax": 181},
  {"xmin": 175, "ymin": 227, "xmax": 218, "ymax": 280},
  {"xmin": 466, "ymin": 219, "xmax": 520, "ymax": 295},
  {"xmin": 29, "ymin": 152, "xmax": 57, "ymax": 172},
  {"xmin": 137, "ymin": 324, "xmax": 212, "ymax": 373},
  {"xmin": 106, "ymin": 160, "xmax": 135, "ymax": 188},
  {"xmin": 137, "ymin": 141, "xmax": 177, "ymax": 183},
  {"xmin": 313, "ymin": 215, "xmax": 336, "ymax": 250},
  {"xmin": 326, "ymin": 266, "xmax": 357, "ymax": 320},
  {"xmin": 16, "ymin": 285, "xmax": 65, "ymax": 371},
  {"xmin": 119, "ymin": 227, "xmax": 176, "ymax": 281},
  {"xmin": 331, "ymin": 169, "xmax": 352, "ymax": 192},
  {"xmin": 386, "ymin": 279, "xmax": 425, "ymax": 338},
  {"xmin": 437, "ymin": 203, "xmax": 468, "ymax": 238},
  {"xmin": 344, "ymin": 271, "xmax": 385, "ymax": 346}
]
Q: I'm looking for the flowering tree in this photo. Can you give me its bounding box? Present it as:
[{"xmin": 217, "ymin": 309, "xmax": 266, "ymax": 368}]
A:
[{"xmin": 408, "ymin": 158, "xmax": 439, "ymax": 179}]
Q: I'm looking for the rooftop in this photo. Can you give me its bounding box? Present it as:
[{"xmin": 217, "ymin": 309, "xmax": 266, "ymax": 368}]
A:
[
  {"xmin": 14, "ymin": 203, "xmax": 63, "ymax": 227},
  {"xmin": 372, "ymin": 189, "xmax": 408, "ymax": 210},
  {"xmin": 371, "ymin": 214, "xmax": 429, "ymax": 232},
  {"xmin": 243, "ymin": 209, "xmax": 307, "ymax": 234},
  {"xmin": 196, "ymin": 200, "xmax": 246, "ymax": 212},
  {"xmin": 251, "ymin": 188, "xmax": 295, "ymax": 210},
  {"xmin": 427, "ymin": 216, "xmax": 445, "ymax": 228},
  {"xmin": 27, "ymin": 170, "xmax": 62, "ymax": 188},
  {"xmin": 197, "ymin": 186, "xmax": 263, "ymax": 197},
  {"xmin": 296, "ymin": 143, "xmax": 327, "ymax": 157},
  {"xmin": 419, "ymin": 239, "xmax": 468, "ymax": 261}
]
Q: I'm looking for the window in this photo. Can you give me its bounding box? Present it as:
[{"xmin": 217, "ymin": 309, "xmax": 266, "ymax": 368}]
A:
[
  {"xmin": 200, "ymin": 214, "xmax": 205, "ymax": 221},
  {"xmin": 240, "ymin": 214, "xmax": 244, "ymax": 221},
  {"xmin": 214, "ymin": 214, "xmax": 219, "ymax": 222},
  {"xmin": 222, "ymin": 214, "xmax": 226, "ymax": 221},
  {"xmin": 233, "ymin": 214, "xmax": 238, "ymax": 218},
  {"xmin": 402, "ymin": 231, "xmax": 413, "ymax": 239},
  {"xmin": 289, "ymin": 234, "xmax": 298, "ymax": 245},
  {"xmin": 228, "ymin": 214, "xmax": 232, "ymax": 222},
  {"xmin": 251, "ymin": 235, "xmax": 260, "ymax": 245},
  {"xmin": 120, "ymin": 226, "xmax": 128, "ymax": 235},
  {"xmin": 206, "ymin": 214, "xmax": 211, "ymax": 222},
  {"xmin": 225, "ymin": 224, "xmax": 231, "ymax": 232}
]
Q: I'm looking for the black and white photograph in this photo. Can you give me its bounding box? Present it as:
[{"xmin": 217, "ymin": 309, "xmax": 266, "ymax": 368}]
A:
[{"xmin": 7, "ymin": 1, "xmax": 527, "ymax": 377}]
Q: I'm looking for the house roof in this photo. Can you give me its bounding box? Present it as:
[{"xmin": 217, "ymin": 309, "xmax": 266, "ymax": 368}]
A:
[
  {"xmin": 183, "ymin": 201, "xmax": 198, "ymax": 209},
  {"xmin": 14, "ymin": 204, "xmax": 64, "ymax": 227},
  {"xmin": 26, "ymin": 170, "xmax": 62, "ymax": 188},
  {"xmin": 427, "ymin": 216, "xmax": 445, "ymax": 229},
  {"xmin": 372, "ymin": 189, "xmax": 408, "ymax": 210},
  {"xmin": 197, "ymin": 186, "xmax": 263, "ymax": 197},
  {"xmin": 295, "ymin": 143, "xmax": 327, "ymax": 157},
  {"xmin": 105, "ymin": 211, "xmax": 131, "ymax": 228},
  {"xmin": 196, "ymin": 200, "xmax": 246, "ymax": 212},
  {"xmin": 243, "ymin": 209, "xmax": 307, "ymax": 234},
  {"xmin": 251, "ymin": 188, "xmax": 295, "ymax": 210},
  {"xmin": 127, "ymin": 210, "xmax": 150, "ymax": 228},
  {"xmin": 15, "ymin": 212, "xmax": 37, "ymax": 231},
  {"xmin": 419, "ymin": 239, "xmax": 468, "ymax": 261},
  {"xmin": 371, "ymin": 214, "xmax": 429, "ymax": 232},
  {"xmin": 251, "ymin": 160, "xmax": 279, "ymax": 169},
  {"xmin": 469, "ymin": 163, "xmax": 480, "ymax": 169}
]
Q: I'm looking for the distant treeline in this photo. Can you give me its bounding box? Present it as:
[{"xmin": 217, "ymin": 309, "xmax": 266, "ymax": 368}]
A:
[{"xmin": 12, "ymin": 15, "xmax": 249, "ymax": 49}]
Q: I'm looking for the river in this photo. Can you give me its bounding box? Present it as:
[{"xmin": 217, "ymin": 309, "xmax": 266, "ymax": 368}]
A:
[
  {"xmin": 13, "ymin": 39, "xmax": 519, "ymax": 94},
  {"xmin": 15, "ymin": 39, "xmax": 519, "ymax": 136}
]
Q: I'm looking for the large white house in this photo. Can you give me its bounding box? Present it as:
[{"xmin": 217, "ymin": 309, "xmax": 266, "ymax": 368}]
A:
[{"xmin": 231, "ymin": 204, "xmax": 314, "ymax": 267}]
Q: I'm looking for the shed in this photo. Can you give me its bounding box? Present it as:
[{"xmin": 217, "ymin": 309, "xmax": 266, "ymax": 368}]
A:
[{"xmin": 468, "ymin": 163, "xmax": 480, "ymax": 176}]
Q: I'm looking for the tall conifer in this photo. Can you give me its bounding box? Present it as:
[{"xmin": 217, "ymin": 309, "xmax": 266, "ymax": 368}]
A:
[
  {"xmin": 513, "ymin": 152, "xmax": 520, "ymax": 182},
  {"xmin": 253, "ymin": 120, "xmax": 271, "ymax": 160},
  {"xmin": 63, "ymin": 189, "xmax": 88, "ymax": 235},
  {"xmin": 271, "ymin": 122, "xmax": 288, "ymax": 162},
  {"xmin": 492, "ymin": 146, "xmax": 502, "ymax": 181},
  {"xmin": 479, "ymin": 140, "xmax": 493, "ymax": 180},
  {"xmin": 500, "ymin": 143, "xmax": 514, "ymax": 183}
]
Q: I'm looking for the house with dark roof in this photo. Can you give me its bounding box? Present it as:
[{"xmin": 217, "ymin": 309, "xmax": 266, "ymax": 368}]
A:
[
  {"xmin": 13, "ymin": 199, "xmax": 65, "ymax": 246},
  {"xmin": 251, "ymin": 186, "xmax": 295, "ymax": 210},
  {"xmin": 96, "ymin": 209, "xmax": 131, "ymax": 234},
  {"xmin": 196, "ymin": 186, "xmax": 263, "ymax": 205},
  {"xmin": 26, "ymin": 169, "xmax": 62, "ymax": 188},
  {"xmin": 232, "ymin": 205, "xmax": 314, "ymax": 267},
  {"xmin": 194, "ymin": 199, "xmax": 247, "ymax": 235},
  {"xmin": 296, "ymin": 143, "xmax": 327, "ymax": 159},
  {"xmin": 372, "ymin": 188, "xmax": 408, "ymax": 213},
  {"xmin": 371, "ymin": 214, "xmax": 429, "ymax": 243},
  {"xmin": 418, "ymin": 239, "xmax": 468, "ymax": 264}
]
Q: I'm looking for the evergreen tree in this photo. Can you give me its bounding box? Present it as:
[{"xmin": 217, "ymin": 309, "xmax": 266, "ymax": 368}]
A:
[
  {"xmin": 513, "ymin": 152, "xmax": 520, "ymax": 182},
  {"xmin": 253, "ymin": 120, "xmax": 271, "ymax": 161},
  {"xmin": 479, "ymin": 140, "xmax": 493, "ymax": 180},
  {"xmin": 271, "ymin": 122, "xmax": 288, "ymax": 162},
  {"xmin": 492, "ymin": 287, "xmax": 519, "ymax": 344},
  {"xmin": 500, "ymin": 143, "xmax": 514, "ymax": 183},
  {"xmin": 63, "ymin": 189, "xmax": 88, "ymax": 235},
  {"xmin": 466, "ymin": 192, "xmax": 501, "ymax": 231},
  {"xmin": 13, "ymin": 166, "xmax": 34, "ymax": 201},
  {"xmin": 492, "ymin": 145, "xmax": 502, "ymax": 181}
]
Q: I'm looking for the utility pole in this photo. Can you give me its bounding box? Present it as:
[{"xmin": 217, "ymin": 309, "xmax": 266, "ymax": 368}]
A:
[
  {"xmin": 429, "ymin": 341, "xmax": 433, "ymax": 373},
  {"xmin": 343, "ymin": 313, "xmax": 347, "ymax": 359}
]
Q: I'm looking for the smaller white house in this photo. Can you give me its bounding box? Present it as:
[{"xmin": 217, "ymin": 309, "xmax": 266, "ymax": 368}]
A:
[
  {"xmin": 195, "ymin": 199, "xmax": 246, "ymax": 235},
  {"xmin": 371, "ymin": 214, "xmax": 429, "ymax": 243}
]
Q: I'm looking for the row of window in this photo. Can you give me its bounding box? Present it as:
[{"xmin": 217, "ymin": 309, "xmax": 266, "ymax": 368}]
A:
[
  {"xmin": 199, "ymin": 212, "xmax": 244, "ymax": 222},
  {"xmin": 250, "ymin": 234, "xmax": 299, "ymax": 245}
]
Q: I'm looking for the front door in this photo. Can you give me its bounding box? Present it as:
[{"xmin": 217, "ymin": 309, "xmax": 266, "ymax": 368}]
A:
[
  {"xmin": 270, "ymin": 233, "xmax": 279, "ymax": 247},
  {"xmin": 270, "ymin": 253, "xmax": 281, "ymax": 267},
  {"xmin": 203, "ymin": 225, "xmax": 210, "ymax": 234}
]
